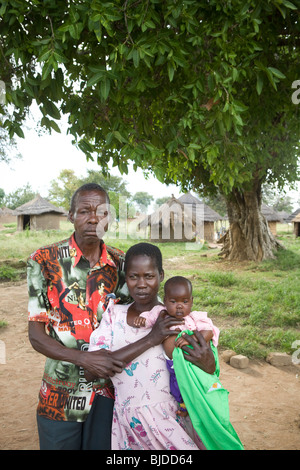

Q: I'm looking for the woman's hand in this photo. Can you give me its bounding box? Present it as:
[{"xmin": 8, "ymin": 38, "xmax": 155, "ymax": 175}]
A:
[
  {"xmin": 178, "ymin": 331, "xmax": 216, "ymax": 374},
  {"xmin": 147, "ymin": 309, "xmax": 184, "ymax": 346}
]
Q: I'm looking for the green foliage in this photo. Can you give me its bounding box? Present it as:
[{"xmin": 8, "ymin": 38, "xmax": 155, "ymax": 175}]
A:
[
  {"xmin": 48, "ymin": 168, "xmax": 135, "ymax": 216},
  {"xmin": 0, "ymin": 265, "xmax": 18, "ymax": 281},
  {"xmin": 0, "ymin": 0, "xmax": 299, "ymax": 200},
  {"xmin": 207, "ymin": 272, "xmax": 238, "ymax": 288},
  {"xmin": 3, "ymin": 183, "xmax": 36, "ymax": 209},
  {"xmin": 132, "ymin": 191, "xmax": 154, "ymax": 212}
]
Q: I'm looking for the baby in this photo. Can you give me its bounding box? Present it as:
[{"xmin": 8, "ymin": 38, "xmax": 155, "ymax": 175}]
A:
[{"xmin": 134, "ymin": 275, "xmax": 219, "ymax": 415}]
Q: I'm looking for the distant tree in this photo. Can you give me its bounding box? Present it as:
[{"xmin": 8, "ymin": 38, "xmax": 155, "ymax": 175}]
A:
[
  {"xmin": 132, "ymin": 192, "xmax": 154, "ymax": 213},
  {"xmin": 80, "ymin": 170, "xmax": 129, "ymax": 192},
  {"xmin": 48, "ymin": 169, "xmax": 134, "ymax": 217},
  {"xmin": 155, "ymin": 196, "xmax": 170, "ymax": 208},
  {"xmin": 0, "ymin": 188, "xmax": 5, "ymax": 207},
  {"xmin": 48, "ymin": 169, "xmax": 80, "ymax": 209},
  {"xmin": 201, "ymin": 193, "xmax": 227, "ymax": 217},
  {"xmin": 273, "ymin": 196, "xmax": 294, "ymax": 213},
  {"xmin": 262, "ymin": 184, "xmax": 294, "ymax": 213},
  {"xmin": 80, "ymin": 169, "xmax": 133, "ymax": 218},
  {"xmin": 4, "ymin": 183, "xmax": 36, "ymax": 209}
]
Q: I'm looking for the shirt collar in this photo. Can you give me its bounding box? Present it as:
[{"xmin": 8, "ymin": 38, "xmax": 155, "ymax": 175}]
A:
[{"xmin": 69, "ymin": 233, "xmax": 117, "ymax": 269}]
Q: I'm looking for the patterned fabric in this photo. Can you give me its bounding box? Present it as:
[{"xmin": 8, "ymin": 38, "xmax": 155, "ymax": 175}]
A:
[
  {"xmin": 173, "ymin": 331, "xmax": 244, "ymax": 450},
  {"xmin": 89, "ymin": 302, "xmax": 200, "ymax": 450},
  {"xmin": 27, "ymin": 233, "xmax": 127, "ymax": 422}
]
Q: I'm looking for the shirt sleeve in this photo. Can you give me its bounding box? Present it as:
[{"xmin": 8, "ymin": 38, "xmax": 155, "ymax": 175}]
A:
[
  {"xmin": 189, "ymin": 311, "xmax": 220, "ymax": 347},
  {"xmin": 27, "ymin": 257, "xmax": 49, "ymax": 323},
  {"xmin": 88, "ymin": 300, "xmax": 115, "ymax": 351},
  {"xmin": 140, "ymin": 305, "xmax": 164, "ymax": 327}
]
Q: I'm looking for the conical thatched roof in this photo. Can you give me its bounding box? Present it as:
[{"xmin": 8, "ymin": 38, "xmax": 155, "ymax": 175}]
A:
[
  {"xmin": 177, "ymin": 192, "xmax": 200, "ymax": 205},
  {"xmin": 0, "ymin": 206, "xmax": 17, "ymax": 216},
  {"xmin": 15, "ymin": 194, "xmax": 65, "ymax": 215},
  {"xmin": 292, "ymin": 212, "xmax": 300, "ymax": 223},
  {"xmin": 139, "ymin": 195, "xmax": 196, "ymax": 229},
  {"xmin": 276, "ymin": 210, "xmax": 290, "ymax": 223},
  {"xmin": 261, "ymin": 203, "xmax": 281, "ymax": 222},
  {"xmin": 287, "ymin": 208, "xmax": 300, "ymax": 223},
  {"xmin": 177, "ymin": 192, "xmax": 223, "ymax": 222}
]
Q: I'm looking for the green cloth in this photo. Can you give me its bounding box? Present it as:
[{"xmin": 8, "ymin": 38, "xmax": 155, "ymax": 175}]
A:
[{"xmin": 173, "ymin": 330, "xmax": 244, "ymax": 450}]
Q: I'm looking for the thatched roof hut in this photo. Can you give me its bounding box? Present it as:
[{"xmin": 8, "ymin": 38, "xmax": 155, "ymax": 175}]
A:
[
  {"xmin": 292, "ymin": 212, "xmax": 300, "ymax": 237},
  {"xmin": 178, "ymin": 192, "xmax": 223, "ymax": 220},
  {"xmin": 15, "ymin": 194, "xmax": 66, "ymax": 231},
  {"xmin": 276, "ymin": 211, "xmax": 290, "ymax": 223},
  {"xmin": 0, "ymin": 207, "xmax": 17, "ymax": 226},
  {"xmin": 261, "ymin": 204, "xmax": 281, "ymax": 236},
  {"xmin": 178, "ymin": 192, "xmax": 223, "ymax": 242},
  {"xmin": 139, "ymin": 193, "xmax": 222, "ymax": 242},
  {"xmin": 287, "ymin": 208, "xmax": 300, "ymax": 223},
  {"xmin": 138, "ymin": 196, "xmax": 196, "ymax": 242}
]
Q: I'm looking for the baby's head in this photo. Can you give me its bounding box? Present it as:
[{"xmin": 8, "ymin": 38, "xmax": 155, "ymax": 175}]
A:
[{"xmin": 163, "ymin": 276, "xmax": 193, "ymax": 319}]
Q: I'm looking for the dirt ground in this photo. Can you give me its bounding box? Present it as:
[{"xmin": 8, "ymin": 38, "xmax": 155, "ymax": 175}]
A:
[{"xmin": 0, "ymin": 281, "xmax": 299, "ymax": 451}]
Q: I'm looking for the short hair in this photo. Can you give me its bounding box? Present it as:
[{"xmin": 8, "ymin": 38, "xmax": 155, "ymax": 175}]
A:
[
  {"xmin": 124, "ymin": 242, "xmax": 163, "ymax": 273},
  {"xmin": 70, "ymin": 183, "xmax": 110, "ymax": 213},
  {"xmin": 164, "ymin": 276, "xmax": 192, "ymax": 295}
]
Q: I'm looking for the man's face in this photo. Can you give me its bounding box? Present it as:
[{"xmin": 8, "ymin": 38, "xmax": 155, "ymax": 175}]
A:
[{"xmin": 69, "ymin": 190, "xmax": 109, "ymax": 245}]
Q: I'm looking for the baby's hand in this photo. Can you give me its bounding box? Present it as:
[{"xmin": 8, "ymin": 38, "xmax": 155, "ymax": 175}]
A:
[
  {"xmin": 176, "ymin": 404, "xmax": 188, "ymax": 417},
  {"xmin": 175, "ymin": 335, "xmax": 190, "ymax": 349},
  {"xmin": 133, "ymin": 316, "xmax": 146, "ymax": 328},
  {"xmin": 176, "ymin": 409, "xmax": 189, "ymax": 417}
]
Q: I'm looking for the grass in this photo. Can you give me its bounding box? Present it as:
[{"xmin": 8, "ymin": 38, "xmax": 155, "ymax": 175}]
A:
[{"xmin": 0, "ymin": 223, "xmax": 299, "ymax": 358}]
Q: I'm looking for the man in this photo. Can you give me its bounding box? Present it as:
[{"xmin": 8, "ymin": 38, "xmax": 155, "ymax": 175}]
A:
[
  {"xmin": 27, "ymin": 183, "xmax": 128, "ymax": 449},
  {"xmin": 28, "ymin": 183, "xmax": 216, "ymax": 450}
]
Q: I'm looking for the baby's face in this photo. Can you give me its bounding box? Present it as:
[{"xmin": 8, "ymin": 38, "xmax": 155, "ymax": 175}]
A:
[{"xmin": 164, "ymin": 282, "xmax": 193, "ymax": 320}]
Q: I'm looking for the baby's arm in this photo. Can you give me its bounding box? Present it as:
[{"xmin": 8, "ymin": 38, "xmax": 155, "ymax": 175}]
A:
[
  {"xmin": 200, "ymin": 329, "xmax": 213, "ymax": 343},
  {"xmin": 163, "ymin": 334, "xmax": 178, "ymax": 359}
]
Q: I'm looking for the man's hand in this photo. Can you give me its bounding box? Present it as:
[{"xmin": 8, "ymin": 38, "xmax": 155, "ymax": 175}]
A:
[
  {"xmin": 82, "ymin": 349, "xmax": 125, "ymax": 380},
  {"xmin": 178, "ymin": 331, "xmax": 216, "ymax": 375}
]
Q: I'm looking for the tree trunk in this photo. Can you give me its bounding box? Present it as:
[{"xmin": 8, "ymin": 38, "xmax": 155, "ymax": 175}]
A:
[{"xmin": 219, "ymin": 184, "xmax": 282, "ymax": 262}]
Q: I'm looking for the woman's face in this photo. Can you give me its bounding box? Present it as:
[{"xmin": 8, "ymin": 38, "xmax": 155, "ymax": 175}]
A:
[{"xmin": 125, "ymin": 255, "xmax": 164, "ymax": 308}]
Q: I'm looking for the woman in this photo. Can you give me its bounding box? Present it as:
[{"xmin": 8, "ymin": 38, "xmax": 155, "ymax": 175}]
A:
[{"xmin": 89, "ymin": 243, "xmax": 215, "ymax": 450}]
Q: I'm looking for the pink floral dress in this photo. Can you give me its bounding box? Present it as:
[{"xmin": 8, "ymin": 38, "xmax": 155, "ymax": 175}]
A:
[{"xmin": 89, "ymin": 301, "xmax": 200, "ymax": 450}]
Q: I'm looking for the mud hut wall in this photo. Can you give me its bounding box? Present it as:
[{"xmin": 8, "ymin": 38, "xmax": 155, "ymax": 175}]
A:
[
  {"xmin": 149, "ymin": 222, "xmax": 195, "ymax": 243},
  {"xmin": 17, "ymin": 213, "xmax": 61, "ymax": 231},
  {"xmin": 294, "ymin": 222, "xmax": 300, "ymax": 237},
  {"xmin": 203, "ymin": 221, "xmax": 215, "ymax": 242},
  {"xmin": 17, "ymin": 215, "xmax": 23, "ymax": 231},
  {"xmin": 34, "ymin": 213, "xmax": 61, "ymax": 230},
  {"xmin": 0, "ymin": 214, "xmax": 17, "ymax": 227},
  {"xmin": 268, "ymin": 221, "xmax": 277, "ymax": 237}
]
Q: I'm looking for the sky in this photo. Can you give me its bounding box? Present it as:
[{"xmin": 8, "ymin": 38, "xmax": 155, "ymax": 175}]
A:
[
  {"xmin": 1, "ymin": 109, "xmax": 299, "ymax": 211},
  {"xmin": 0, "ymin": 111, "xmax": 181, "ymax": 210}
]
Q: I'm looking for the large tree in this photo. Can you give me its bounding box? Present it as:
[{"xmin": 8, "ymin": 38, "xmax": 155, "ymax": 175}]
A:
[{"xmin": 0, "ymin": 0, "xmax": 299, "ymax": 260}]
